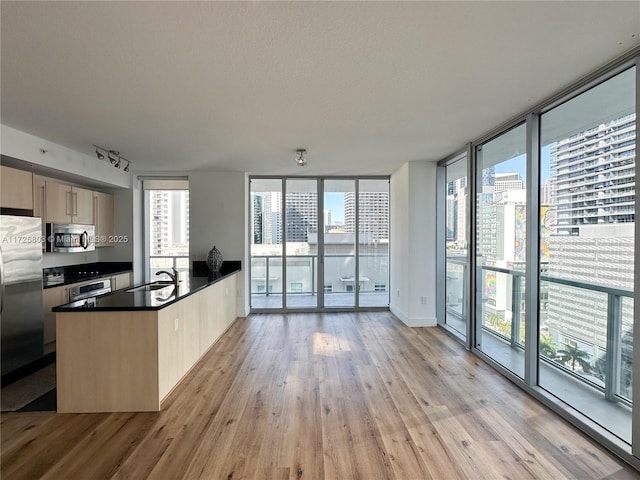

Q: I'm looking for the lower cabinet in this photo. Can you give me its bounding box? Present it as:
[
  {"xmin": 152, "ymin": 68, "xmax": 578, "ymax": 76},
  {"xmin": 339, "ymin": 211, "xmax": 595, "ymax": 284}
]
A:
[
  {"xmin": 56, "ymin": 272, "xmax": 239, "ymax": 413},
  {"xmin": 42, "ymin": 285, "xmax": 69, "ymax": 346},
  {"xmin": 111, "ymin": 272, "xmax": 131, "ymax": 290}
]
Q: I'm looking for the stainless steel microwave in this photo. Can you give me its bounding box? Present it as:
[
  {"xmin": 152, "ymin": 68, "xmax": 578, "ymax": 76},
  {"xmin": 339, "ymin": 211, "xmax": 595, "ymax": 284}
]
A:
[{"xmin": 46, "ymin": 223, "xmax": 95, "ymax": 253}]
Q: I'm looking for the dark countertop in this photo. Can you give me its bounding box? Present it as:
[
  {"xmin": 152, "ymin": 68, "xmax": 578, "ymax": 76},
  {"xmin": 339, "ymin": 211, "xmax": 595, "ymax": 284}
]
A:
[
  {"xmin": 53, "ymin": 262, "xmax": 241, "ymax": 312},
  {"xmin": 43, "ymin": 262, "xmax": 133, "ymax": 288}
]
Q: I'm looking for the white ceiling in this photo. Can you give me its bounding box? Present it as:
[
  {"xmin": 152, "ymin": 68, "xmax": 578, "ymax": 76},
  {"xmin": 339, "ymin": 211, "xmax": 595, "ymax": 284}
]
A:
[{"xmin": 1, "ymin": 1, "xmax": 639, "ymax": 176}]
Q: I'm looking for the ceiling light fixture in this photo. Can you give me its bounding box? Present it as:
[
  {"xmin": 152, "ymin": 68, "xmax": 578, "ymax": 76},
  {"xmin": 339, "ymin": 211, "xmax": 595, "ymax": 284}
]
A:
[
  {"xmin": 93, "ymin": 145, "xmax": 132, "ymax": 172},
  {"xmin": 296, "ymin": 148, "xmax": 307, "ymax": 167}
]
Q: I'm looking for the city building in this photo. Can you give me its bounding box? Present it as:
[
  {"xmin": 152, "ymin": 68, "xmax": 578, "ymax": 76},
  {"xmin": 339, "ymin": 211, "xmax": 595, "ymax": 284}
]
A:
[
  {"xmin": 550, "ymin": 114, "xmax": 636, "ymax": 236},
  {"xmin": 149, "ymin": 189, "xmax": 189, "ymax": 256},
  {"xmin": 344, "ymin": 191, "xmax": 390, "ymax": 242}
]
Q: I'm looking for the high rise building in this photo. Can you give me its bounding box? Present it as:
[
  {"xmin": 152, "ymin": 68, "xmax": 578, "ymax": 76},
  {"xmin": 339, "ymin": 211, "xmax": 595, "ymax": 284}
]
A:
[
  {"xmin": 251, "ymin": 194, "xmax": 264, "ymax": 244},
  {"xmin": 149, "ymin": 190, "xmax": 189, "ymax": 256},
  {"xmin": 344, "ymin": 191, "xmax": 389, "ymax": 241},
  {"xmin": 542, "ymin": 114, "xmax": 636, "ymax": 378},
  {"xmin": 550, "ymin": 114, "xmax": 635, "ymax": 236},
  {"xmin": 285, "ymin": 192, "xmax": 317, "ymax": 242}
]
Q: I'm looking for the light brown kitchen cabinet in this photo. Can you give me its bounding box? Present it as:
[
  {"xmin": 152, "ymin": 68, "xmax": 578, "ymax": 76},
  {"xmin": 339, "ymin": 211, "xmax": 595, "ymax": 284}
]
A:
[
  {"xmin": 42, "ymin": 285, "xmax": 69, "ymax": 346},
  {"xmin": 111, "ymin": 272, "xmax": 131, "ymax": 291},
  {"xmin": 1, "ymin": 165, "xmax": 33, "ymax": 210},
  {"xmin": 45, "ymin": 181, "xmax": 94, "ymax": 224},
  {"xmin": 94, "ymin": 191, "xmax": 114, "ymax": 247},
  {"xmin": 33, "ymin": 175, "xmax": 47, "ymax": 250}
]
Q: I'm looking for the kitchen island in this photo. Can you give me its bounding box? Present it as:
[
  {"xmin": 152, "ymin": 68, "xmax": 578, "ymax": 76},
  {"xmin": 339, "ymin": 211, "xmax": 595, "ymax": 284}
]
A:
[{"xmin": 53, "ymin": 263, "xmax": 240, "ymax": 413}]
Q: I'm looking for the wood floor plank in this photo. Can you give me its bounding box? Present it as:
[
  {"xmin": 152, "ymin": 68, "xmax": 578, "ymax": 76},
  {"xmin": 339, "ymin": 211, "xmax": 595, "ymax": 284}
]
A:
[{"xmin": 1, "ymin": 311, "xmax": 637, "ymax": 479}]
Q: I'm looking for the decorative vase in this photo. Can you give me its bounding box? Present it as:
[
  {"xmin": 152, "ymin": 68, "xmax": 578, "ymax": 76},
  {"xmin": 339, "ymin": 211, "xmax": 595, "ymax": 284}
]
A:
[{"xmin": 206, "ymin": 245, "xmax": 224, "ymax": 272}]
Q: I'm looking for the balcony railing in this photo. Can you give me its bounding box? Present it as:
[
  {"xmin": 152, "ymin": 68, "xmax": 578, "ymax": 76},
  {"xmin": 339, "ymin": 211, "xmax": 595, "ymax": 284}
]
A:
[
  {"xmin": 250, "ymin": 254, "xmax": 389, "ymax": 307},
  {"xmin": 468, "ymin": 262, "xmax": 633, "ymax": 405}
]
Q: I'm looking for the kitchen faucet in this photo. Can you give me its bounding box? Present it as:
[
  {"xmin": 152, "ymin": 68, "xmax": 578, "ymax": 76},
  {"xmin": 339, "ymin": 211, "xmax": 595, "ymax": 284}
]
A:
[{"xmin": 156, "ymin": 267, "xmax": 180, "ymax": 286}]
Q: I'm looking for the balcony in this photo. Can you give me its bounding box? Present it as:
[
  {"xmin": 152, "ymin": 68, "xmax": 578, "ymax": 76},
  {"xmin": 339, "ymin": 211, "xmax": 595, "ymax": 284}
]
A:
[
  {"xmin": 446, "ymin": 260, "xmax": 633, "ymax": 444},
  {"xmin": 251, "ymin": 254, "xmax": 389, "ymax": 309}
]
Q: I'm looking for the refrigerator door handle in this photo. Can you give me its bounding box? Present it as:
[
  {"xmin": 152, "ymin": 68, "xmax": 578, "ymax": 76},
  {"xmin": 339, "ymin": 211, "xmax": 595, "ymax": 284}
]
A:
[{"xmin": 0, "ymin": 246, "xmax": 4, "ymax": 314}]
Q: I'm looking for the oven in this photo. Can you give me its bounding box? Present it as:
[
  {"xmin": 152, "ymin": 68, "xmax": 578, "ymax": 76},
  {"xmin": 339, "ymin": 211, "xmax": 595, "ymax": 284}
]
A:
[
  {"xmin": 46, "ymin": 223, "xmax": 95, "ymax": 253},
  {"xmin": 69, "ymin": 278, "xmax": 112, "ymax": 304}
]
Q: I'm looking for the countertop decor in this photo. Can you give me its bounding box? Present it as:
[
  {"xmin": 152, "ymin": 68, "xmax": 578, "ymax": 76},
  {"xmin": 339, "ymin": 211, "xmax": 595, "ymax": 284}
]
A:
[{"xmin": 206, "ymin": 245, "xmax": 223, "ymax": 272}]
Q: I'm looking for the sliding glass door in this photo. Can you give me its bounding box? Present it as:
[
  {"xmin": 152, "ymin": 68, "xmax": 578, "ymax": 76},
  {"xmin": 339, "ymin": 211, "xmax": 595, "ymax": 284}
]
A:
[
  {"xmin": 286, "ymin": 179, "xmax": 319, "ymax": 309},
  {"xmin": 441, "ymin": 154, "xmax": 469, "ymax": 340},
  {"xmin": 475, "ymin": 123, "xmax": 528, "ymax": 379},
  {"xmin": 250, "ymin": 179, "xmax": 284, "ymax": 309},
  {"xmin": 323, "ymin": 179, "xmax": 356, "ymax": 308},
  {"xmin": 250, "ymin": 177, "xmax": 390, "ymax": 311},
  {"xmin": 358, "ymin": 179, "xmax": 390, "ymax": 307},
  {"xmin": 538, "ymin": 66, "xmax": 635, "ymax": 443}
]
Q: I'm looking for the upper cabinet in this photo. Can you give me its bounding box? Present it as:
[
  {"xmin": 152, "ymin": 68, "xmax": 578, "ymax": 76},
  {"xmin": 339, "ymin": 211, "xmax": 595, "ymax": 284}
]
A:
[
  {"xmin": 1, "ymin": 165, "xmax": 33, "ymax": 210},
  {"xmin": 94, "ymin": 191, "xmax": 114, "ymax": 247},
  {"xmin": 45, "ymin": 181, "xmax": 94, "ymax": 224}
]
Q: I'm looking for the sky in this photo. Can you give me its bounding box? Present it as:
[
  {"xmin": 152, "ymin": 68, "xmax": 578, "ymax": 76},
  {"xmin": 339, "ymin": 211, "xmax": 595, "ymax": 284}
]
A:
[
  {"xmin": 494, "ymin": 144, "xmax": 553, "ymax": 183},
  {"xmin": 324, "ymin": 192, "xmax": 345, "ymax": 223}
]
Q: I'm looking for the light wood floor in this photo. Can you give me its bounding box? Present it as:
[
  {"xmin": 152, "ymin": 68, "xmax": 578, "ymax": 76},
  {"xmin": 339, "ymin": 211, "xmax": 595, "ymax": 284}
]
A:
[{"xmin": 2, "ymin": 312, "xmax": 638, "ymax": 479}]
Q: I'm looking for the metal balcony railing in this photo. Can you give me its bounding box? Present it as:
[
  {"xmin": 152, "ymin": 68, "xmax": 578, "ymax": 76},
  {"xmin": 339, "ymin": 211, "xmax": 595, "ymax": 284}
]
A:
[
  {"xmin": 446, "ymin": 256, "xmax": 634, "ymax": 406},
  {"xmin": 250, "ymin": 254, "xmax": 389, "ymax": 296}
]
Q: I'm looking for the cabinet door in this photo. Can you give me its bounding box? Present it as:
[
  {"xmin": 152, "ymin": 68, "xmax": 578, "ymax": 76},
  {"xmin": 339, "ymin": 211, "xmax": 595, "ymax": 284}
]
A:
[
  {"xmin": 94, "ymin": 192, "xmax": 114, "ymax": 246},
  {"xmin": 111, "ymin": 272, "xmax": 131, "ymax": 291},
  {"xmin": 72, "ymin": 187, "xmax": 94, "ymax": 224},
  {"xmin": 33, "ymin": 176, "xmax": 47, "ymax": 250},
  {"xmin": 45, "ymin": 181, "xmax": 72, "ymax": 223},
  {"xmin": 43, "ymin": 286, "xmax": 69, "ymax": 345},
  {"xmin": 1, "ymin": 165, "xmax": 33, "ymax": 210}
]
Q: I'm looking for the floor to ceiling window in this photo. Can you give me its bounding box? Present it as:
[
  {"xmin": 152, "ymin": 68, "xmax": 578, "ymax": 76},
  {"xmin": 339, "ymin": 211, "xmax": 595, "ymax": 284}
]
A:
[
  {"xmin": 285, "ymin": 179, "xmax": 319, "ymax": 309},
  {"xmin": 250, "ymin": 177, "xmax": 389, "ymax": 311},
  {"xmin": 437, "ymin": 52, "xmax": 638, "ymax": 463},
  {"xmin": 250, "ymin": 178, "xmax": 283, "ymax": 309},
  {"xmin": 358, "ymin": 179, "xmax": 390, "ymax": 307},
  {"xmin": 143, "ymin": 179, "xmax": 190, "ymax": 281},
  {"xmin": 323, "ymin": 179, "xmax": 356, "ymax": 308},
  {"xmin": 440, "ymin": 153, "xmax": 469, "ymax": 340},
  {"xmin": 475, "ymin": 123, "xmax": 528, "ymax": 379},
  {"xmin": 538, "ymin": 66, "xmax": 635, "ymax": 444}
]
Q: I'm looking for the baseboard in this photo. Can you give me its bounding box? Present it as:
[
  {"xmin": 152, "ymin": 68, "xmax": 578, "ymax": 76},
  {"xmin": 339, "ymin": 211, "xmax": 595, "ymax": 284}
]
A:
[{"xmin": 390, "ymin": 305, "xmax": 437, "ymax": 327}]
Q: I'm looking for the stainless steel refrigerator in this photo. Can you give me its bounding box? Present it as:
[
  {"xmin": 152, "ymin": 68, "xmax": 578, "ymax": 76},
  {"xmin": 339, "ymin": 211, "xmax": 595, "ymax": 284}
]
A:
[{"xmin": 0, "ymin": 215, "xmax": 44, "ymax": 377}]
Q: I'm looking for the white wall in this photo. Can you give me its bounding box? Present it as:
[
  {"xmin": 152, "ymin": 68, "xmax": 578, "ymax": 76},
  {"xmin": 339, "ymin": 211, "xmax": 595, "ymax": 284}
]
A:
[
  {"xmin": 390, "ymin": 161, "xmax": 437, "ymax": 327},
  {"xmin": 189, "ymin": 171, "xmax": 248, "ymax": 317},
  {"xmin": 1, "ymin": 125, "xmax": 131, "ymax": 189}
]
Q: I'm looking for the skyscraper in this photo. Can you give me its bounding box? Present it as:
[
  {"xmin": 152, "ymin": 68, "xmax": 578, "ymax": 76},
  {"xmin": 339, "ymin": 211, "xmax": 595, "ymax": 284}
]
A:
[
  {"xmin": 149, "ymin": 190, "xmax": 189, "ymax": 256},
  {"xmin": 344, "ymin": 191, "xmax": 389, "ymax": 241}
]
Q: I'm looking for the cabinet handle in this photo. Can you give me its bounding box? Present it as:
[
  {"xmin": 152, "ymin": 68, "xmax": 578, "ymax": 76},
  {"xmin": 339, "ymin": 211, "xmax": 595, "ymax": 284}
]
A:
[
  {"xmin": 41, "ymin": 185, "xmax": 46, "ymax": 252},
  {"xmin": 94, "ymin": 196, "xmax": 98, "ymax": 243},
  {"xmin": 73, "ymin": 192, "xmax": 78, "ymax": 216},
  {"xmin": 66, "ymin": 191, "xmax": 71, "ymax": 216}
]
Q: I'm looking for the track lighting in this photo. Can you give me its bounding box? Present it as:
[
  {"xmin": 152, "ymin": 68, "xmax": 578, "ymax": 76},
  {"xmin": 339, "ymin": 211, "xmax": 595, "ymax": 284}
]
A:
[
  {"xmin": 296, "ymin": 148, "xmax": 307, "ymax": 167},
  {"xmin": 93, "ymin": 145, "xmax": 132, "ymax": 172}
]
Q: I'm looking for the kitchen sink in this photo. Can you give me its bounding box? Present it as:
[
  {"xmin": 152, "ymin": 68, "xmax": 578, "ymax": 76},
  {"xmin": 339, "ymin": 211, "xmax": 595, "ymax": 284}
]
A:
[{"xmin": 125, "ymin": 282, "xmax": 175, "ymax": 293}]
